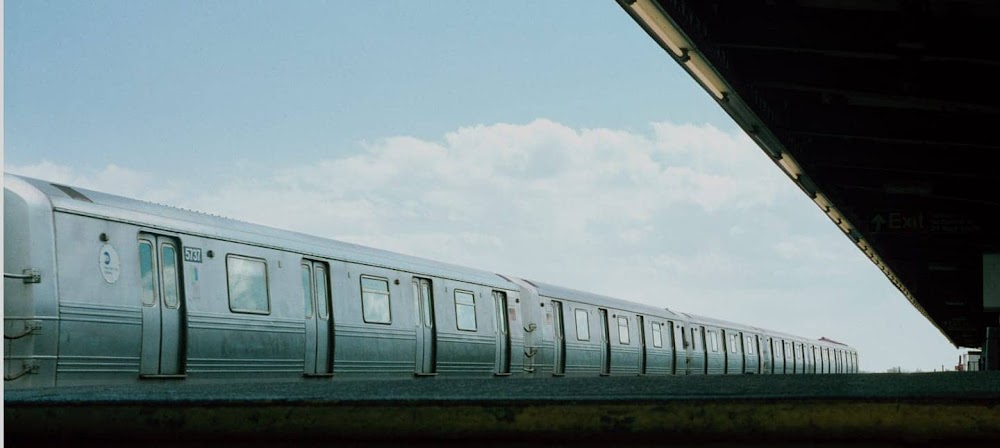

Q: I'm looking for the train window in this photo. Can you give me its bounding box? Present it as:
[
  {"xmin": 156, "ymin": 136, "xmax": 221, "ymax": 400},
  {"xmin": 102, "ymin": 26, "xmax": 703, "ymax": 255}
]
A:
[
  {"xmin": 454, "ymin": 290, "xmax": 477, "ymax": 331},
  {"xmin": 729, "ymin": 334, "xmax": 738, "ymax": 353},
  {"xmin": 301, "ymin": 264, "xmax": 313, "ymax": 318},
  {"xmin": 745, "ymin": 336, "xmax": 754, "ymax": 355},
  {"xmin": 361, "ymin": 276, "xmax": 391, "ymax": 324},
  {"xmin": 161, "ymin": 244, "xmax": 180, "ymax": 309},
  {"xmin": 709, "ymin": 331, "xmax": 719, "ymax": 352},
  {"xmin": 652, "ymin": 322, "xmax": 662, "ymax": 348},
  {"xmin": 138, "ymin": 240, "xmax": 155, "ymax": 306},
  {"xmin": 617, "ymin": 316, "xmax": 630, "ymax": 345},
  {"xmin": 315, "ymin": 266, "xmax": 330, "ymax": 320},
  {"xmin": 575, "ymin": 309, "xmax": 590, "ymax": 341},
  {"xmin": 226, "ymin": 255, "xmax": 270, "ymax": 314}
]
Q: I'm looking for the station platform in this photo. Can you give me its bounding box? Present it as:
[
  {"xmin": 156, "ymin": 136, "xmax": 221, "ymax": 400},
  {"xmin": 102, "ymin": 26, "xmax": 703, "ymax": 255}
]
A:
[{"xmin": 6, "ymin": 371, "xmax": 1000, "ymax": 446}]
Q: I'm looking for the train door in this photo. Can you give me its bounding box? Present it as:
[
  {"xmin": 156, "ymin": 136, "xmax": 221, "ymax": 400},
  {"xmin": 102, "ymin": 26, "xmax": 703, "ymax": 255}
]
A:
[
  {"xmin": 760, "ymin": 336, "xmax": 771, "ymax": 374},
  {"xmin": 493, "ymin": 290, "xmax": 511, "ymax": 375},
  {"xmin": 761, "ymin": 337, "xmax": 771, "ymax": 374},
  {"xmin": 552, "ymin": 300, "xmax": 566, "ymax": 375},
  {"xmin": 737, "ymin": 332, "xmax": 746, "ymax": 374},
  {"xmin": 813, "ymin": 346, "xmax": 821, "ymax": 373},
  {"xmin": 801, "ymin": 345, "xmax": 808, "ymax": 373},
  {"xmin": 813, "ymin": 345, "xmax": 820, "ymax": 373},
  {"xmin": 302, "ymin": 261, "xmax": 333, "ymax": 376},
  {"xmin": 667, "ymin": 321, "xmax": 677, "ymax": 375},
  {"xmin": 770, "ymin": 339, "xmax": 779, "ymax": 374},
  {"xmin": 721, "ymin": 329, "xmax": 729, "ymax": 374},
  {"xmin": 674, "ymin": 323, "xmax": 687, "ymax": 374},
  {"xmin": 796, "ymin": 343, "xmax": 804, "ymax": 374},
  {"xmin": 802, "ymin": 344, "xmax": 808, "ymax": 373},
  {"xmin": 791, "ymin": 343, "xmax": 798, "ymax": 374},
  {"xmin": 598, "ymin": 308, "xmax": 611, "ymax": 375},
  {"xmin": 791, "ymin": 342, "xmax": 798, "ymax": 374},
  {"xmin": 412, "ymin": 277, "xmax": 436, "ymax": 375},
  {"xmin": 138, "ymin": 233, "xmax": 185, "ymax": 377},
  {"xmin": 780, "ymin": 340, "xmax": 789, "ymax": 374},
  {"xmin": 775, "ymin": 340, "xmax": 783, "ymax": 374},
  {"xmin": 691, "ymin": 326, "xmax": 706, "ymax": 374},
  {"xmin": 745, "ymin": 334, "xmax": 758, "ymax": 374},
  {"xmin": 638, "ymin": 315, "xmax": 647, "ymax": 375},
  {"xmin": 754, "ymin": 335, "xmax": 763, "ymax": 374},
  {"xmin": 792, "ymin": 343, "xmax": 799, "ymax": 373}
]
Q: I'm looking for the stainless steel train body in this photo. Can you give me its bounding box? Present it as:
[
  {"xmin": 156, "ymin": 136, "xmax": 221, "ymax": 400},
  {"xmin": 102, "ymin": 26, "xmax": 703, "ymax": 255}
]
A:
[{"xmin": 4, "ymin": 174, "xmax": 859, "ymax": 389}]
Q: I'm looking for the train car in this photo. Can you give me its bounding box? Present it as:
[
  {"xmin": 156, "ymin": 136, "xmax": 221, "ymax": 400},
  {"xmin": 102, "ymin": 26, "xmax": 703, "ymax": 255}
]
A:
[
  {"xmin": 3, "ymin": 173, "xmax": 858, "ymax": 388},
  {"xmin": 679, "ymin": 314, "xmax": 757, "ymax": 375},
  {"xmin": 509, "ymin": 279, "xmax": 686, "ymax": 377}
]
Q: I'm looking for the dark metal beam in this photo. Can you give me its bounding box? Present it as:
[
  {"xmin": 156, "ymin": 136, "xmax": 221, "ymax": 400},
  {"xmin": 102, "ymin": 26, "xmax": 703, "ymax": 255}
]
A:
[
  {"xmin": 777, "ymin": 101, "xmax": 1000, "ymax": 150},
  {"xmin": 705, "ymin": 1, "xmax": 1000, "ymax": 65}
]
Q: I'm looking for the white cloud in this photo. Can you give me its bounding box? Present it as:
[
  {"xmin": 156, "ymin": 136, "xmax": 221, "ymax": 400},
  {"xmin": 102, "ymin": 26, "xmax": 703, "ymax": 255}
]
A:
[
  {"xmin": 173, "ymin": 119, "xmax": 789, "ymax": 260},
  {"xmin": 6, "ymin": 160, "xmax": 186, "ymax": 205}
]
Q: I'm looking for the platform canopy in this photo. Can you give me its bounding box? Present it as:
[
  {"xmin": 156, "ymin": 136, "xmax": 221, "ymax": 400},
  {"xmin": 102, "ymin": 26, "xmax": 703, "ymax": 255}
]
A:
[{"xmin": 617, "ymin": 0, "xmax": 1000, "ymax": 348}]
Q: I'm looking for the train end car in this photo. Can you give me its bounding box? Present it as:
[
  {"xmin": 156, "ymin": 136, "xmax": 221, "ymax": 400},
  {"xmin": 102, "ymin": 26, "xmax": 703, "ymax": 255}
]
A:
[{"xmin": 4, "ymin": 175, "xmax": 62, "ymax": 387}]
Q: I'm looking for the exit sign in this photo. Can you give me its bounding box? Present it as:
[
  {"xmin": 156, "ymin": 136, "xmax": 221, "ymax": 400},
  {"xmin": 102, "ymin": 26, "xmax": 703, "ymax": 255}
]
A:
[{"xmin": 868, "ymin": 211, "xmax": 979, "ymax": 235}]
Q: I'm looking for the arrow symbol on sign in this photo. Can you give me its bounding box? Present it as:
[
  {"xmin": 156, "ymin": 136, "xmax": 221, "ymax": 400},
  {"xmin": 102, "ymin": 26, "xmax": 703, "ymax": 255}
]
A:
[{"xmin": 871, "ymin": 214, "xmax": 886, "ymax": 232}]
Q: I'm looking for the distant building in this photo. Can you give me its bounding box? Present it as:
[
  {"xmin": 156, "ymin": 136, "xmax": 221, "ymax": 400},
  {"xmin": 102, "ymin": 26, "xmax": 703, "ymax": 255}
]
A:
[{"xmin": 957, "ymin": 350, "xmax": 982, "ymax": 371}]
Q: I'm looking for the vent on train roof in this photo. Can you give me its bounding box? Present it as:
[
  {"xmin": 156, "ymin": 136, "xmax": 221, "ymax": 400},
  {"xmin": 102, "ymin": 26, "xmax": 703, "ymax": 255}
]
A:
[
  {"xmin": 51, "ymin": 184, "xmax": 93, "ymax": 202},
  {"xmin": 819, "ymin": 337, "xmax": 847, "ymax": 346}
]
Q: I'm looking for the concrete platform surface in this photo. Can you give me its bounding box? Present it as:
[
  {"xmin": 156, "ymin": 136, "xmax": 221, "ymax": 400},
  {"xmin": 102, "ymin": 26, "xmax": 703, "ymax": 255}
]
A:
[{"xmin": 5, "ymin": 372, "xmax": 1000, "ymax": 446}]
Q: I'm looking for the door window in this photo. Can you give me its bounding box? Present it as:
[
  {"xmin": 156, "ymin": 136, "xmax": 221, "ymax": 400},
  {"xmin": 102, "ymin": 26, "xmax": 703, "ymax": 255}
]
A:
[
  {"xmin": 575, "ymin": 309, "xmax": 590, "ymax": 341},
  {"xmin": 139, "ymin": 240, "xmax": 156, "ymax": 306},
  {"xmin": 161, "ymin": 244, "xmax": 180, "ymax": 309}
]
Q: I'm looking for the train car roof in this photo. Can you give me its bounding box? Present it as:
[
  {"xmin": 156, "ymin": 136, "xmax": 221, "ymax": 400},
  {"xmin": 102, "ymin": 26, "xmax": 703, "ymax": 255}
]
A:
[
  {"xmin": 680, "ymin": 312, "xmax": 765, "ymax": 333},
  {"xmin": 683, "ymin": 312, "xmax": 854, "ymax": 349},
  {"xmin": 529, "ymin": 280, "xmax": 684, "ymax": 320},
  {"xmin": 6, "ymin": 173, "xmax": 514, "ymax": 289}
]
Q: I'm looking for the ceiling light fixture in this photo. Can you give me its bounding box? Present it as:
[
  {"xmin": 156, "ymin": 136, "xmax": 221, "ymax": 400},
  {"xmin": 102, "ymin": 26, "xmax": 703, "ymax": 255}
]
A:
[
  {"xmin": 777, "ymin": 154, "xmax": 803, "ymax": 177},
  {"xmin": 627, "ymin": 0, "xmax": 687, "ymax": 59},
  {"xmin": 627, "ymin": 0, "xmax": 728, "ymax": 100}
]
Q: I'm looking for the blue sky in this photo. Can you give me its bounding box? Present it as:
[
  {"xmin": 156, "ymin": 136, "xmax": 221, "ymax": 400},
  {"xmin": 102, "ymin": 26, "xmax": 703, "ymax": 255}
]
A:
[
  {"xmin": 4, "ymin": 0, "xmax": 965, "ymax": 372},
  {"xmin": 6, "ymin": 0, "xmax": 723, "ymax": 179}
]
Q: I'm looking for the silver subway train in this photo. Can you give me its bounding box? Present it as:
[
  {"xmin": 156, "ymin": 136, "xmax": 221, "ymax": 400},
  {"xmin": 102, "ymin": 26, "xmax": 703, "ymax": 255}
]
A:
[{"xmin": 3, "ymin": 173, "xmax": 858, "ymax": 388}]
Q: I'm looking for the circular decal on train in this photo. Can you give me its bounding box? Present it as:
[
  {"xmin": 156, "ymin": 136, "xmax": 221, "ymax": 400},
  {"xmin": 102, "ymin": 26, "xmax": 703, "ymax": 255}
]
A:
[{"xmin": 99, "ymin": 244, "xmax": 121, "ymax": 284}]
